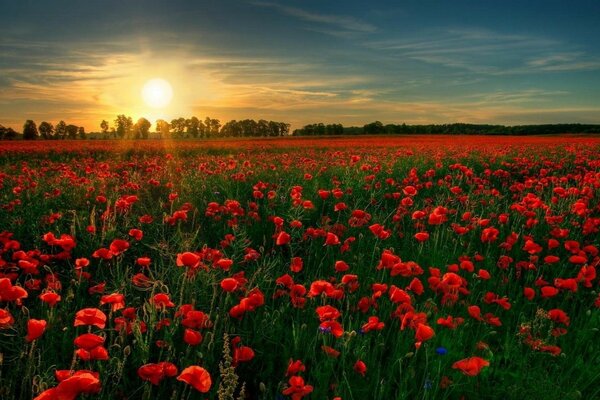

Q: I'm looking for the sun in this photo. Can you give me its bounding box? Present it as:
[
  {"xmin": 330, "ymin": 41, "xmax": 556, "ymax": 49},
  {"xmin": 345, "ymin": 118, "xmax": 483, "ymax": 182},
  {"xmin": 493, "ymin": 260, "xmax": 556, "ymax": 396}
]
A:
[{"xmin": 141, "ymin": 78, "xmax": 173, "ymax": 108}]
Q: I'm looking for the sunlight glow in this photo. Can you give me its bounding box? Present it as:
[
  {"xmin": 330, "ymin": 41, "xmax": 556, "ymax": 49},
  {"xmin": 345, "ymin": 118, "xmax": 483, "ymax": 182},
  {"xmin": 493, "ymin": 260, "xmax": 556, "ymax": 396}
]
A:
[{"xmin": 141, "ymin": 78, "xmax": 173, "ymax": 108}]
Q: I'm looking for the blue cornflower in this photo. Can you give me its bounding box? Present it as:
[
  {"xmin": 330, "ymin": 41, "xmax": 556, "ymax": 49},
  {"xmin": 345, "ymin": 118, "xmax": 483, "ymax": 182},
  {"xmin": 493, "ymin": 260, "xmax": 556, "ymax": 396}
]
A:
[
  {"xmin": 319, "ymin": 326, "xmax": 331, "ymax": 334},
  {"xmin": 424, "ymin": 378, "xmax": 433, "ymax": 390}
]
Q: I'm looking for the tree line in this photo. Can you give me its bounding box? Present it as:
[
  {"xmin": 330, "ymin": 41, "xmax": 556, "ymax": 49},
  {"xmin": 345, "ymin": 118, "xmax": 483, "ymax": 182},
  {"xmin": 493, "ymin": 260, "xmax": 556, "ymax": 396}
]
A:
[
  {"xmin": 293, "ymin": 121, "xmax": 600, "ymax": 136},
  {"xmin": 4, "ymin": 119, "xmax": 600, "ymax": 140},
  {"xmin": 0, "ymin": 116, "xmax": 291, "ymax": 140},
  {"xmin": 1, "ymin": 120, "xmax": 87, "ymax": 140}
]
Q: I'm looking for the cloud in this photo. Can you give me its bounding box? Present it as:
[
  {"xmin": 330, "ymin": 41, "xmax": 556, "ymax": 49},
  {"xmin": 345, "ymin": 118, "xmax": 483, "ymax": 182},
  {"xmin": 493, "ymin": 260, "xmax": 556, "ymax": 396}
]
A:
[
  {"xmin": 365, "ymin": 28, "xmax": 600, "ymax": 75},
  {"xmin": 526, "ymin": 52, "xmax": 600, "ymax": 71},
  {"xmin": 251, "ymin": 1, "xmax": 376, "ymax": 35}
]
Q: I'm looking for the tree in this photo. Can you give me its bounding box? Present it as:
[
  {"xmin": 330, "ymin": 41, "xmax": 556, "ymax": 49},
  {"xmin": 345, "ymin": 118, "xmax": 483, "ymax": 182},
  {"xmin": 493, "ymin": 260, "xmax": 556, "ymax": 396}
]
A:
[
  {"xmin": 203, "ymin": 117, "xmax": 212, "ymax": 138},
  {"xmin": 100, "ymin": 120, "xmax": 109, "ymax": 139},
  {"xmin": 239, "ymin": 119, "xmax": 258, "ymax": 137},
  {"xmin": 55, "ymin": 120, "xmax": 67, "ymax": 139},
  {"xmin": 155, "ymin": 119, "xmax": 170, "ymax": 138},
  {"xmin": 136, "ymin": 117, "xmax": 151, "ymax": 139},
  {"xmin": 279, "ymin": 122, "xmax": 291, "ymax": 136},
  {"xmin": 39, "ymin": 121, "xmax": 54, "ymax": 139},
  {"xmin": 268, "ymin": 121, "xmax": 280, "ymax": 137},
  {"xmin": 78, "ymin": 126, "xmax": 86, "ymax": 140},
  {"xmin": 257, "ymin": 119, "xmax": 269, "ymax": 137},
  {"xmin": 114, "ymin": 115, "xmax": 133, "ymax": 138},
  {"xmin": 66, "ymin": 124, "xmax": 79, "ymax": 139},
  {"xmin": 0, "ymin": 125, "xmax": 17, "ymax": 140},
  {"xmin": 210, "ymin": 119, "xmax": 221, "ymax": 136},
  {"xmin": 198, "ymin": 120, "xmax": 206, "ymax": 138},
  {"xmin": 186, "ymin": 116, "xmax": 200, "ymax": 138},
  {"xmin": 23, "ymin": 120, "xmax": 38, "ymax": 140},
  {"xmin": 363, "ymin": 121, "xmax": 385, "ymax": 134},
  {"xmin": 221, "ymin": 120, "xmax": 243, "ymax": 137},
  {"xmin": 171, "ymin": 118, "xmax": 186, "ymax": 138}
]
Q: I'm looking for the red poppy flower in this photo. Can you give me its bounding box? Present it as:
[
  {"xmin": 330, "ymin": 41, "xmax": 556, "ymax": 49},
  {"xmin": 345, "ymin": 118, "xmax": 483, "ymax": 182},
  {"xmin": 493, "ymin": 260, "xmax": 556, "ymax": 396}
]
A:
[
  {"xmin": 523, "ymin": 287, "xmax": 535, "ymax": 300},
  {"xmin": 361, "ymin": 316, "xmax": 385, "ymax": 333},
  {"xmin": 176, "ymin": 252, "xmax": 201, "ymax": 268},
  {"xmin": 128, "ymin": 229, "xmax": 143, "ymax": 241},
  {"xmin": 321, "ymin": 345, "xmax": 340, "ymax": 358},
  {"xmin": 232, "ymin": 337, "xmax": 255, "ymax": 366},
  {"xmin": 407, "ymin": 278, "xmax": 424, "ymax": 295},
  {"xmin": 100, "ymin": 293, "xmax": 125, "ymax": 311},
  {"xmin": 132, "ymin": 273, "xmax": 153, "ymax": 288},
  {"xmin": 415, "ymin": 323, "xmax": 435, "ymax": 342},
  {"xmin": 183, "ymin": 329, "xmax": 203, "ymax": 346},
  {"xmin": 220, "ymin": 278, "xmax": 238, "ymax": 292},
  {"xmin": 548, "ymin": 309, "xmax": 570, "ymax": 326},
  {"xmin": 286, "ymin": 359, "xmax": 306, "ymax": 376},
  {"xmin": 88, "ymin": 282, "xmax": 106, "ymax": 294},
  {"xmin": 0, "ymin": 278, "xmax": 28, "ymax": 303},
  {"xmin": 316, "ymin": 305, "xmax": 341, "ymax": 321},
  {"xmin": 39, "ymin": 291, "xmax": 61, "ymax": 307},
  {"xmin": 414, "ymin": 232, "xmax": 430, "ymax": 242},
  {"xmin": 177, "ymin": 366, "xmax": 212, "ymax": 393},
  {"xmin": 541, "ymin": 286, "xmax": 559, "ymax": 298},
  {"xmin": 74, "ymin": 308, "xmax": 107, "ymax": 329},
  {"xmin": 276, "ymin": 231, "xmax": 291, "ymax": 245},
  {"xmin": 74, "ymin": 333, "xmax": 105, "ymax": 350},
  {"xmin": 34, "ymin": 371, "xmax": 101, "ymax": 400},
  {"xmin": 215, "ymin": 258, "xmax": 233, "ymax": 271},
  {"xmin": 109, "ymin": 239, "xmax": 130, "ymax": 255},
  {"xmin": 153, "ymin": 293, "xmax": 175, "ymax": 308},
  {"xmin": 0, "ymin": 309, "xmax": 15, "ymax": 329},
  {"xmin": 324, "ymin": 232, "xmax": 340, "ymax": 246},
  {"xmin": 138, "ymin": 362, "xmax": 178, "ymax": 385},
  {"xmin": 75, "ymin": 346, "xmax": 109, "ymax": 361},
  {"xmin": 282, "ymin": 375, "xmax": 313, "ymax": 400},
  {"xmin": 92, "ymin": 248, "xmax": 113, "ymax": 260},
  {"xmin": 26, "ymin": 319, "xmax": 47, "ymax": 342},
  {"xmin": 290, "ymin": 257, "xmax": 303, "ymax": 273},
  {"xmin": 452, "ymin": 357, "xmax": 490, "ymax": 376},
  {"xmin": 181, "ymin": 310, "xmax": 212, "ymax": 329},
  {"xmin": 74, "ymin": 258, "xmax": 90, "ymax": 269},
  {"xmin": 354, "ymin": 360, "xmax": 367, "ymax": 377},
  {"xmin": 334, "ymin": 260, "xmax": 350, "ymax": 272},
  {"xmin": 467, "ymin": 305, "xmax": 483, "ymax": 321},
  {"xmin": 137, "ymin": 257, "xmax": 151, "ymax": 268},
  {"xmin": 319, "ymin": 320, "xmax": 344, "ymax": 338}
]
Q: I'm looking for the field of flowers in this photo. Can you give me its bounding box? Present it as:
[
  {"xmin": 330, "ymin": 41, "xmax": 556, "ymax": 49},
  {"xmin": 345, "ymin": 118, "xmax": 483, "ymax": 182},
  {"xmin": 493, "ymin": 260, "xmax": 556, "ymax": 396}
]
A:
[{"xmin": 0, "ymin": 135, "xmax": 599, "ymax": 400}]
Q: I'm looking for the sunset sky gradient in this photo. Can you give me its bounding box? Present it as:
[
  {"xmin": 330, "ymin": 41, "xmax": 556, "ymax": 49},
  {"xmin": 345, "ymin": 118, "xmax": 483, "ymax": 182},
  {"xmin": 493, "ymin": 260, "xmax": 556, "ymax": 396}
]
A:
[{"xmin": 1, "ymin": 0, "xmax": 600, "ymax": 131}]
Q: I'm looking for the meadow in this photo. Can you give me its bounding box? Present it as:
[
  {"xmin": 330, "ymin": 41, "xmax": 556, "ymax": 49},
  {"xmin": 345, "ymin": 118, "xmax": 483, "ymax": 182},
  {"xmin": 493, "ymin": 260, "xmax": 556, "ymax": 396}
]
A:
[{"xmin": 0, "ymin": 135, "xmax": 599, "ymax": 400}]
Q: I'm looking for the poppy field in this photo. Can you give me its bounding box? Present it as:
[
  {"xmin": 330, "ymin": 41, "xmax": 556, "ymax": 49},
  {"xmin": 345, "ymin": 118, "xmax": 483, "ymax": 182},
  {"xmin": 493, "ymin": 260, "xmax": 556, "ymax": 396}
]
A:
[{"xmin": 0, "ymin": 135, "xmax": 599, "ymax": 400}]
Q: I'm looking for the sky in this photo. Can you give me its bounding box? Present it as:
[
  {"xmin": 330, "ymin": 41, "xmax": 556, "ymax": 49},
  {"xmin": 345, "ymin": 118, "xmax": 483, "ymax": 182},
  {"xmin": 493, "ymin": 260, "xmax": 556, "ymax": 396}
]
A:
[{"xmin": 1, "ymin": 0, "xmax": 600, "ymax": 131}]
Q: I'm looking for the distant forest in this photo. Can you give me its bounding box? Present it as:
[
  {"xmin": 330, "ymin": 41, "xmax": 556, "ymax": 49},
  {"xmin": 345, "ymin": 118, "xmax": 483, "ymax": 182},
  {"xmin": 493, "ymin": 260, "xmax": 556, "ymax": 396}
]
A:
[
  {"xmin": 0, "ymin": 116, "xmax": 291, "ymax": 140},
  {"xmin": 1, "ymin": 117, "xmax": 599, "ymax": 140},
  {"xmin": 292, "ymin": 122, "xmax": 600, "ymax": 136}
]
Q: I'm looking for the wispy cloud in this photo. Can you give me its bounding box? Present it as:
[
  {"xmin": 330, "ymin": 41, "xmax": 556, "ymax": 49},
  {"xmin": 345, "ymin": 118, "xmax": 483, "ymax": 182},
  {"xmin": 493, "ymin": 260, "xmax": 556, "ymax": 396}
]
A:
[
  {"xmin": 526, "ymin": 52, "xmax": 600, "ymax": 71},
  {"xmin": 251, "ymin": 1, "xmax": 376, "ymax": 36},
  {"xmin": 365, "ymin": 28, "xmax": 600, "ymax": 75}
]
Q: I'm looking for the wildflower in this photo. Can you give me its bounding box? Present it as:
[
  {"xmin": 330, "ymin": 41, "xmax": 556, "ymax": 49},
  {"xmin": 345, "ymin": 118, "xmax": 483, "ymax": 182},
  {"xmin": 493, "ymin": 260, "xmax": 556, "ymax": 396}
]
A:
[
  {"xmin": 282, "ymin": 376, "xmax": 313, "ymax": 399},
  {"xmin": 138, "ymin": 362, "xmax": 178, "ymax": 385},
  {"xmin": 74, "ymin": 308, "xmax": 107, "ymax": 329},
  {"xmin": 26, "ymin": 319, "xmax": 47, "ymax": 342},
  {"xmin": 353, "ymin": 360, "xmax": 367, "ymax": 377},
  {"xmin": 177, "ymin": 366, "xmax": 212, "ymax": 393},
  {"xmin": 452, "ymin": 357, "xmax": 489, "ymax": 376},
  {"xmin": 436, "ymin": 347, "xmax": 448, "ymax": 355}
]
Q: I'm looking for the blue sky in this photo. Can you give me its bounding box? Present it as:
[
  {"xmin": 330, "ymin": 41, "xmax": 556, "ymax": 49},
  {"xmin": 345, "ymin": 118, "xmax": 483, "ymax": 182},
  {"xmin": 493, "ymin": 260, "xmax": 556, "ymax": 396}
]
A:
[{"xmin": 1, "ymin": 0, "xmax": 599, "ymax": 130}]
